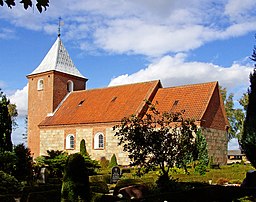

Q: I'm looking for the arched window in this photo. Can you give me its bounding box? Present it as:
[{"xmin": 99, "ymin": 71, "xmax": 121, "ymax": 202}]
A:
[
  {"xmin": 67, "ymin": 80, "xmax": 74, "ymax": 92},
  {"xmin": 66, "ymin": 134, "xmax": 75, "ymax": 149},
  {"xmin": 94, "ymin": 133, "xmax": 104, "ymax": 149},
  {"xmin": 37, "ymin": 79, "xmax": 44, "ymax": 90}
]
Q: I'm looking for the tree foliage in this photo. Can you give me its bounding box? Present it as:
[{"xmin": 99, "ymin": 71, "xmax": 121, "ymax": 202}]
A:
[
  {"xmin": 220, "ymin": 86, "xmax": 248, "ymax": 140},
  {"xmin": 1, "ymin": 0, "xmax": 49, "ymax": 12},
  {"xmin": 0, "ymin": 151, "xmax": 16, "ymax": 174},
  {"xmin": 0, "ymin": 90, "xmax": 13, "ymax": 152},
  {"xmin": 108, "ymin": 153, "xmax": 118, "ymax": 168},
  {"xmin": 193, "ymin": 130, "xmax": 209, "ymax": 175},
  {"xmin": 34, "ymin": 150, "xmax": 68, "ymax": 178},
  {"xmin": 114, "ymin": 101, "xmax": 197, "ymax": 181},
  {"xmin": 240, "ymin": 68, "xmax": 256, "ymax": 168},
  {"xmin": 13, "ymin": 143, "xmax": 33, "ymax": 183},
  {"xmin": 79, "ymin": 140, "xmax": 100, "ymax": 175},
  {"xmin": 61, "ymin": 153, "xmax": 91, "ymax": 202},
  {"xmin": 80, "ymin": 139, "xmax": 88, "ymax": 156}
]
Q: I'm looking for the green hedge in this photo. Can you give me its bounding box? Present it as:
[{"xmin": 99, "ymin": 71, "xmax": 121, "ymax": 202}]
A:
[
  {"xmin": 90, "ymin": 181, "xmax": 109, "ymax": 194},
  {"xmin": 27, "ymin": 190, "xmax": 61, "ymax": 202},
  {"xmin": 89, "ymin": 174, "xmax": 111, "ymax": 184},
  {"xmin": 0, "ymin": 195, "xmax": 15, "ymax": 202},
  {"xmin": 20, "ymin": 184, "xmax": 61, "ymax": 202}
]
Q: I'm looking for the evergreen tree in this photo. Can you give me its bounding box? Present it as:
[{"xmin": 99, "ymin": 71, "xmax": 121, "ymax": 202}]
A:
[
  {"xmin": 61, "ymin": 153, "xmax": 91, "ymax": 202},
  {"xmin": 22, "ymin": 115, "xmax": 28, "ymax": 143},
  {"xmin": 80, "ymin": 139, "xmax": 88, "ymax": 156},
  {"xmin": 240, "ymin": 39, "xmax": 256, "ymax": 168},
  {"xmin": 108, "ymin": 154, "xmax": 118, "ymax": 168},
  {"xmin": 13, "ymin": 144, "xmax": 33, "ymax": 183},
  {"xmin": 0, "ymin": 90, "xmax": 12, "ymax": 152}
]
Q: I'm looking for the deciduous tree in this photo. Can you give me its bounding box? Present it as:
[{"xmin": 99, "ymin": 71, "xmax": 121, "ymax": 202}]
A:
[{"xmin": 114, "ymin": 101, "xmax": 197, "ymax": 182}]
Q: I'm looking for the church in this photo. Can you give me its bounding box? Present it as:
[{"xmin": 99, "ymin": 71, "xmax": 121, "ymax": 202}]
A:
[{"xmin": 27, "ymin": 36, "xmax": 229, "ymax": 165}]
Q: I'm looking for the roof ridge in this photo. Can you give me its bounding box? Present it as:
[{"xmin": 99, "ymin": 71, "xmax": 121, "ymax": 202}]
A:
[
  {"xmin": 162, "ymin": 81, "xmax": 218, "ymax": 90},
  {"xmin": 84, "ymin": 80, "xmax": 161, "ymax": 91}
]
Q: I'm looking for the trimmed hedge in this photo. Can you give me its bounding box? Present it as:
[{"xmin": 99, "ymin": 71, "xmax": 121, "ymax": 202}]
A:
[
  {"xmin": 27, "ymin": 190, "xmax": 61, "ymax": 202},
  {"xmin": 90, "ymin": 181, "xmax": 109, "ymax": 194},
  {"xmin": 0, "ymin": 195, "xmax": 15, "ymax": 202},
  {"xmin": 20, "ymin": 184, "xmax": 61, "ymax": 202}
]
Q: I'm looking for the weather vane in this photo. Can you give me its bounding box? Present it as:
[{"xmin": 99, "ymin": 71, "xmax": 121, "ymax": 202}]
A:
[{"xmin": 58, "ymin": 17, "xmax": 64, "ymax": 37}]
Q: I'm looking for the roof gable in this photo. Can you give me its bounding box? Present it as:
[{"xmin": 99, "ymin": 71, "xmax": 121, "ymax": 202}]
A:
[
  {"xmin": 28, "ymin": 37, "xmax": 85, "ymax": 79},
  {"xmin": 152, "ymin": 81, "xmax": 218, "ymax": 121},
  {"xmin": 40, "ymin": 80, "xmax": 161, "ymax": 126}
]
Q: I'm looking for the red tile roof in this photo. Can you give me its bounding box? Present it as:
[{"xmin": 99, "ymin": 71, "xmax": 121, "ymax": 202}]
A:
[
  {"xmin": 152, "ymin": 81, "xmax": 218, "ymax": 121},
  {"xmin": 40, "ymin": 80, "xmax": 228, "ymax": 130},
  {"xmin": 40, "ymin": 80, "xmax": 161, "ymax": 126}
]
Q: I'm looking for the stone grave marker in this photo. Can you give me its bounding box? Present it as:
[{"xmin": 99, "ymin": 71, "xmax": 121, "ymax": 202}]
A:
[{"xmin": 111, "ymin": 166, "xmax": 121, "ymax": 183}]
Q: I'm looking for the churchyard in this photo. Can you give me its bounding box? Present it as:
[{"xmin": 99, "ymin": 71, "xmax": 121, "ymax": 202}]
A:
[{"xmin": 1, "ymin": 155, "xmax": 256, "ymax": 202}]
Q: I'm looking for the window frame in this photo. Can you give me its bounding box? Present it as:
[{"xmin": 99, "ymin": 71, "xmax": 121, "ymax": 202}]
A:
[
  {"xmin": 67, "ymin": 80, "xmax": 74, "ymax": 92},
  {"xmin": 94, "ymin": 132, "xmax": 104, "ymax": 149},
  {"xmin": 66, "ymin": 134, "xmax": 75, "ymax": 149},
  {"xmin": 37, "ymin": 79, "xmax": 44, "ymax": 91}
]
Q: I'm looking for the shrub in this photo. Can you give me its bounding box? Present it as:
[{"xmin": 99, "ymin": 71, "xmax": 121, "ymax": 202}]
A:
[
  {"xmin": 27, "ymin": 190, "xmax": 61, "ymax": 202},
  {"xmin": 121, "ymin": 168, "xmax": 131, "ymax": 174},
  {"xmin": 99, "ymin": 157, "xmax": 109, "ymax": 169},
  {"xmin": 61, "ymin": 153, "xmax": 91, "ymax": 202},
  {"xmin": 20, "ymin": 184, "xmax": 61, "ymax": 202},
  {"xmin": 90, "ymin": 181, "xmax": 109, "ymax": 194},
  {"xmin": 0, "ymin": 151, "xmax": 16, "ymax": 174},
  {"xmin": 0, "ymin": 195, "xmax": 15, "ymax": 202},
  {"xmin": 89, "ymin": 174, "xmax": 111, "ymax": 184},
  {"xmin": 108, "ymin": 154, "xmax": 118, "ymax": 168},
  {"xmin": 80, "ymin": 139, "xmax": 88, "ymax": 156},
  {"xmin": 0, "ymin": 171, "xmax": 23, "ymax": 195},
  {"xmin": 13, "ymin": 143, "xmax": 33, "ymax": 183}
]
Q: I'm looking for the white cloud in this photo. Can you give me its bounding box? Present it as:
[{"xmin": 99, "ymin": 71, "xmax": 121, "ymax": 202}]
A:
[
  {"xmin": 0, "ymin": 27, "xmax": 15, "ymax": 39},
  {"xmin": 225, "ymin": 0, "xmax": 256, "ymax": 22},
  {"xmin": 109, "ymin": 54, "xmax": 252, "ymax": 97},
  {"xmin": 9, "ymin": 85, "xmax": 28, "ymax": 117},
  {"xmin": 1, "ymin": 0, "xmax": 256, "ymax": 57}
]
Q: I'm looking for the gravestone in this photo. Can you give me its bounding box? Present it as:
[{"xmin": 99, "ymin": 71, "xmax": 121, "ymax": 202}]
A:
[
  {"xmin": 111, "ymin": 166, "xmax": 121, "ymax": 183},
  {"xmin": 38, "ymin": 167, "xmax": 48, "ymax": 184}
]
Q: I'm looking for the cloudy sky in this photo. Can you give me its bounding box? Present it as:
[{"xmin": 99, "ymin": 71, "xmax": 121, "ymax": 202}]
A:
[{"xmin": 1, "ymin": 0, "xmax": 256, "ymax": 149}]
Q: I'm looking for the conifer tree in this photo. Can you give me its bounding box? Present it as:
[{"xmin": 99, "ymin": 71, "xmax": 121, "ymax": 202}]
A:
[
  {"xmin": 240, "ymin": 39, "xmax": 256, "ymax": 168},
  {"xmin": 108, "ymin": 154, "xmax": 118, "ymax": 168},
  {"xmin": 0, "ymin": 90, "xmax": 12, "ymax": 152},
  {"xmin": 80, "ymin": 139, "xmax": 88, "ymax": 156},
  {"xmin": 61, "ymin": 153, "xmax": 91, "ymax": 202}
]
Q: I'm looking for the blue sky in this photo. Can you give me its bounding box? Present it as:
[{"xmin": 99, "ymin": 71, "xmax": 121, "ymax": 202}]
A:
[{"xmin": 0, "ymin": 0, "xmax": 256, "ymax": 149}]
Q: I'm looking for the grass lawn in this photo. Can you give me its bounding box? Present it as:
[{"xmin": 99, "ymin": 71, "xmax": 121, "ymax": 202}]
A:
[
  {"xmin": 173, "ymin": 163, "xmax": 254, "ymax": 184},
  {"xmin": 118, "ymin": 163, "xmax": 254, "ymax": 185}
]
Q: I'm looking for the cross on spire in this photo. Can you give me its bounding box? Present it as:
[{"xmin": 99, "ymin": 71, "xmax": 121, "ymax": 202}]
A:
[{"xmin": 58, "ymin": 17, "xmax": 63, "ymax": 37}]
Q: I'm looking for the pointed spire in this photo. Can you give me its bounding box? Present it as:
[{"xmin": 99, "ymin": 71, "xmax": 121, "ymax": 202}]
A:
[{"xmin": 28, "ymin": 37, "xmax": 85, "ymax": 79}]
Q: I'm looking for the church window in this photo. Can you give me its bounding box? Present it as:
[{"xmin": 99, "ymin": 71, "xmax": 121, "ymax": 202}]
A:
[
  {"xmin": 94, "ymin": 133, "xmax": 104, "ymax": 149},
  {"xmin": 66, "ymin": 134, "xmax": 75, "ymax": 149},
  {"xmin": 37, "ymin": 79, "xmax": 44, "ymax": 90},
  {"xmin": 67, "ymin": 80, "xmax": 74, "ymax": 92}
]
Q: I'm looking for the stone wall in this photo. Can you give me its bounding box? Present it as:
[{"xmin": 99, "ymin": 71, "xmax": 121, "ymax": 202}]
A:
[
  {"xmin": 40, "ymin": 126, "xmax": 227, "ymax": 166},
  {"xmin": 202, "ymin": 127, "xmax": 228, "ymax": 165},
  {"xmin": 40, "ymin": 125, "xmax": 130, "ymax": 165}
]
